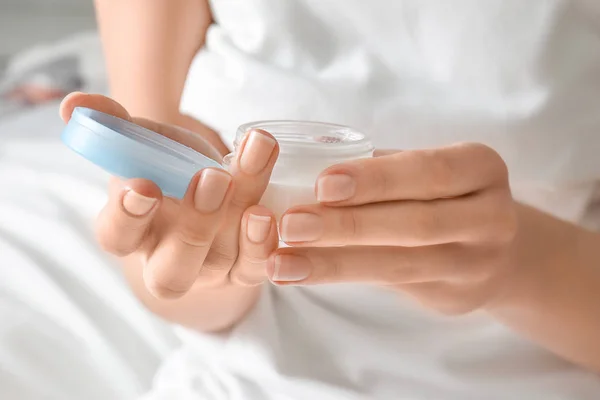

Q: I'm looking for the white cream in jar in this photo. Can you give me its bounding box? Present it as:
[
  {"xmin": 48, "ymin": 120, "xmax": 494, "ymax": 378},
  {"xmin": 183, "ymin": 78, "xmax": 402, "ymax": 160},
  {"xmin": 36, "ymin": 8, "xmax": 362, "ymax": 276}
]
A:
[{"xmin": 224, "ymin": 121, "xmax": 373, "ymax": 219}]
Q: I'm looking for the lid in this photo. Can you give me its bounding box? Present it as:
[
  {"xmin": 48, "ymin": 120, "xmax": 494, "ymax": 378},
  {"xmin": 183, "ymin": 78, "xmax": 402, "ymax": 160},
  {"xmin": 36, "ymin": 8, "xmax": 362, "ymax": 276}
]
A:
[{"xmin": 61, "ymin": 107, "xmax": 222, "ymax": 199}]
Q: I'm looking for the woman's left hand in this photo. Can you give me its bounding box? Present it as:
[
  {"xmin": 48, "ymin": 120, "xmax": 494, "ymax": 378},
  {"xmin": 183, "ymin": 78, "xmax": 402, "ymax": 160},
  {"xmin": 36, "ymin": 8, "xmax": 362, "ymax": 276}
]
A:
[{"xmin": 269, "ymin": 143, "xmax": 520, "ymax": 315}]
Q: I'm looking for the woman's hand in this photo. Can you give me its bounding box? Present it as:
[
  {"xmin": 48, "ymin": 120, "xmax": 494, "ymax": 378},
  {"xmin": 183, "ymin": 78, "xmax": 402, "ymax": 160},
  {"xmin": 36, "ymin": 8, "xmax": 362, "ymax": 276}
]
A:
[
  {"xmin": 60, "ymin": 93, "xmax": 280, "ymax": 300},
  {"xmin": 270, "ymin": 144, "xmax": 519, "ymax": 315}
]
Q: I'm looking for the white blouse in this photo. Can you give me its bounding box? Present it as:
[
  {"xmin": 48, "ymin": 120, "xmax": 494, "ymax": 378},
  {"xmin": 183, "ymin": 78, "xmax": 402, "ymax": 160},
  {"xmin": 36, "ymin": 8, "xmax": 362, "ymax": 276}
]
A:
[{"xmin": 179, "ymin": 0, "xmax": 600, "ymax": 398}]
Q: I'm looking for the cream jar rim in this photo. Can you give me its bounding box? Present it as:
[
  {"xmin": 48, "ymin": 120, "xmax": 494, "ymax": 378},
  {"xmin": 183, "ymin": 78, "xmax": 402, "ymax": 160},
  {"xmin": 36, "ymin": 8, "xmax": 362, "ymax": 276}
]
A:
[{"xmin": 234, "ymin": 120, "xmax": 374, "ymax": 158}]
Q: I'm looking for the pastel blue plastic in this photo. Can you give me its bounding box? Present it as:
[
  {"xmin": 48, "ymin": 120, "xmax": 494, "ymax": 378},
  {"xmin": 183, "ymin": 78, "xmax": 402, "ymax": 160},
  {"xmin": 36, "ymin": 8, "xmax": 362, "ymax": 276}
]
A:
[{"xmin": 61, "ymin": 107, "xmax": 223, "ymax": 199}]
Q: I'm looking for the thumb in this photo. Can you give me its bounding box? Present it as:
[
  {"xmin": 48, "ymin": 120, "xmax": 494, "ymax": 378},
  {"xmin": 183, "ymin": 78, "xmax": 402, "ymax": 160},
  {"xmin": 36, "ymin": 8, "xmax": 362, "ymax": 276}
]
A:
[{"xmin": 59, "ymin": 92, "xmax": 131, "ymax": 123}]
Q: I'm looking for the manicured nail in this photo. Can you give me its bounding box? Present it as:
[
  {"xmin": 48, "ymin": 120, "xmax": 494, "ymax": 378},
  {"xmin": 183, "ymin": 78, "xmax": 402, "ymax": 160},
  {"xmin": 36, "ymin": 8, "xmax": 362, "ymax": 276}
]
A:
[
  {"xmin": 247, "ymin": 214, "xmax": 272, "ymax": 243},
  {"xmin": 280, "ymin": 213, "xmax": 323, "ymax": 242},
  {"xmin": 122, "ymin": 190, "xmax": 157, "ymax": 216},
  {"xmin": 317, "ymin": 174, "xmax": 356, "ymax": 202},
  {"xmin": 272, "ymin": 254, "xmax": 311, "ymax": 282},
  {"xmin": 239, "ymin": 129, "xmax": 276, "ymax": 175},
  {"xmin": 194, "ymin": 169, "xmax": 232, "ymax": 213}
]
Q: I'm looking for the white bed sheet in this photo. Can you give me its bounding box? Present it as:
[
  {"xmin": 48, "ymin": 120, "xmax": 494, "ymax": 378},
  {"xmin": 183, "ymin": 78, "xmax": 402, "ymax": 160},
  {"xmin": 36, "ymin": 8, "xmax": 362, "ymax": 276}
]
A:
[{"xmin": 0, "ymin": 103, "xmax": 179, "ymax": 399}]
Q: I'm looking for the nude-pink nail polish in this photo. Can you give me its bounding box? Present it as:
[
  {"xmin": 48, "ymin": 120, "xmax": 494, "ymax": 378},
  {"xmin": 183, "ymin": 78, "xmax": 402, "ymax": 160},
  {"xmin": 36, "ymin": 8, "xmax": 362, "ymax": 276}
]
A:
[
  {"xmin": 194, "ymin": 169, "xmax": 231, "ymax": 213},
  {"xmin": 316, "ymin": 174, "xmax": 356, "ymax": 202},
  {"xmin": 247, "ymin": 214, "xmax": 272, "ymax": 244},
  {"xmin": 239, "ymin": 130, "xmax": 276, "ymax": 175},
  {"xmin": 280, "ymin": 213, "xmax": 324, "ymax": 242},
  {"xmin": 122, "ymin": 190, "xmax": 157, "ymax": 216},
  {"xmin": 273, "ymin": 254, "xmax": 312, "ymax": 282}
]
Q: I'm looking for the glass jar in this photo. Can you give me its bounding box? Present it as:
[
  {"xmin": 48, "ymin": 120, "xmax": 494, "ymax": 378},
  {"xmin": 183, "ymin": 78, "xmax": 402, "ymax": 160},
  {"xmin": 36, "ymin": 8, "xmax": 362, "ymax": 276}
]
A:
[{"xmin": 223, "ymin": 121, "xmax": 374, "ymax": 218}]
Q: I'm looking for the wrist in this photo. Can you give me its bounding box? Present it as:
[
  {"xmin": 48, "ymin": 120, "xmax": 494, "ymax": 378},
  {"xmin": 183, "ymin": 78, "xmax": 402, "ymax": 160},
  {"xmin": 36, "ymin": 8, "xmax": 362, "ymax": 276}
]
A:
[{"xmin": 484, "ymin": 204, "xmax": 600, "ymax": 371}]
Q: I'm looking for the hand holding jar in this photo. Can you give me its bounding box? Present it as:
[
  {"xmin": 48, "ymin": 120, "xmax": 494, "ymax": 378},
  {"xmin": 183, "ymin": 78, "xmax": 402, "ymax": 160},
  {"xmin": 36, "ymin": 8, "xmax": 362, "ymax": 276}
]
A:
[
  {"xmin": 60, "ymin": 93, "xmax": 281, "ymax": 303},
  {"xmin": 269, "ymin": 140, "xmax": 521, "ymax": 315},
  {"xmin": 59, "ymin": 95, "xmax": 531, "ymax": 317}
]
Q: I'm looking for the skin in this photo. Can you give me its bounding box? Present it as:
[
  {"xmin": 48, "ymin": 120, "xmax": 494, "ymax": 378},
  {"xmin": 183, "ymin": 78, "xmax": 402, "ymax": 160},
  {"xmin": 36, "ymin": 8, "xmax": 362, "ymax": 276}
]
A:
[
  {"xmin": 88, "ymin": 0, "xmax": 600, "ymax": 373},
  {"xmin": 274, "ymin": 147, "xmax": 600, "ymax": 373},
  {"xmin": 94, "ymin": 0, "xmax": 228, "ymax": 155},
  {"xmin": 61, "ymin": 92, "xmax": 278, "ymax": 333},
  {"xmin": 92, "ymin": 0, "xmax": 269, "ymax": 332}
]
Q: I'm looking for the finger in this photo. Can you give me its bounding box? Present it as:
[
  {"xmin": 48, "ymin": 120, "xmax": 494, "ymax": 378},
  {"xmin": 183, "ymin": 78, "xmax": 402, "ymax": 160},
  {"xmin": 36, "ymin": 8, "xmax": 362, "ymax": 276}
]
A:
[
  {"xmin": 229, "ymin": 206, "xmax": 278, "ymax": 286},
  {"xmin": 316, "ymin": 143, "xmax": 508, "ymax": 205},
  {"xmin": 144, "ymin": 168, "xmax": 233, "ymax": 299},
  {"xmin": 200, "ymin": 129, "xmax": 279, "ymax": 280},
  {"xmin": 96, "ymin": 178, "xmax": 161, "ymax": 256},
  {"xmin": 280, "ymin": 190, "xmax": 516, "ymax": 247},
  {"xmin": 267, "ymin": 244, "xmax": 493, "ymax": 286},
  {"xmin": 60, "ymin": 92, "xmax": 131, "ymax": 122}
]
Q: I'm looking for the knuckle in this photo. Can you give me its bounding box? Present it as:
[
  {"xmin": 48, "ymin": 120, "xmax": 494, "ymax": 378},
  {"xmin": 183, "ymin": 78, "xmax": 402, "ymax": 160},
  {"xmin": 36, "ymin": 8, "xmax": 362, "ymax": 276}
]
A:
[
  {"xmin": 176, "ymin": 226, "xmax": 213, "ymax": 249},
  {"xmin": 465, "ymin": 143, "xmax": 509, "ymax": 183},
  {"xmin": 230, "ymin": 274, "xmax": 264, "ymax": 287},
  {"xmin": 383, "ymin": 255, "xmax": 420, "ymax": 284},
  {"xmin": 483, "ymin": 194, "xmax": 518, "ymax": 243},
  {"xmin": 412, "ymin": 205, "xmax": 440, "ymax": 244},
  {"xmin": 371, "ymin": 163, "xmax": 393, "ymax": 201},
  {"xmin": 230, "ymin": 187, "xmax": 263, "ymax": 212},
  {"xmin": 229, "ymin": 195, "xmax": 252, "ymax": 212},
  {"xmin": 203, "ymin": 242, "xmax": 238, "ymax": 270},
  {"xmin": 423, "ymin": 150, "xmax": 455, "ymax": 197},
  {"xmin": 230, "ymin": 261, "xmax": 265, "ymax": 286},
  {"xmin": 147, "ymin": 277, "xmax": 189, "ymax": 299},
  {"xmin": 145, "ymin": 268, "xmax": 191, "ymax": 299},
  {"xmin": 339, "ymin": 209, "xmax": 360, "ymax": 242},
  {"xmin": 239, "ymin": 252, "xmax": 269, "ymax": 266},
  {"xmin": 311, "ymin": 253, "xmax": 341, "ymax": 283}
]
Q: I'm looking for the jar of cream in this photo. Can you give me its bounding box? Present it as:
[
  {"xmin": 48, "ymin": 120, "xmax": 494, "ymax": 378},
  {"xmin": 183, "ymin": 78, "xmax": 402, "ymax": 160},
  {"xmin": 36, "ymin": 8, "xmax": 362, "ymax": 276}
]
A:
[{"xmin": 223, "ymin": 121, "xmax": 374, "ymax": 218}]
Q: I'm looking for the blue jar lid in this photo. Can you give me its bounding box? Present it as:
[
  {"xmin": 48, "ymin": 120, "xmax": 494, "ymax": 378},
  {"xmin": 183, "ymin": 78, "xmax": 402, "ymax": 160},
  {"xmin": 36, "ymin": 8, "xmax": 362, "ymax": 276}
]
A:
[{"xmin": 61, "ymin": 107, "xmax": 223, "ymax": 199}]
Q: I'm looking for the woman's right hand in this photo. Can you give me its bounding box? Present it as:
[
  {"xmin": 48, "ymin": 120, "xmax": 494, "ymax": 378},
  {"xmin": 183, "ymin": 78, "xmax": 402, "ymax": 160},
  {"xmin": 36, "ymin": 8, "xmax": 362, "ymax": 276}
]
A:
[{"xmin": 60, "ymin": 93, "xmax": 280, "ymax": 299}]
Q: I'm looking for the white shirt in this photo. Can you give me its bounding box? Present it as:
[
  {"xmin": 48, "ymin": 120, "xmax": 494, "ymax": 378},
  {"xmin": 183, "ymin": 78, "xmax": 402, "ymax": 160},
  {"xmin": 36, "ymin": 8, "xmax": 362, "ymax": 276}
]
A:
[{"xmin": 175, "ymin": 0, "xmax": 600, "ymax": 398}]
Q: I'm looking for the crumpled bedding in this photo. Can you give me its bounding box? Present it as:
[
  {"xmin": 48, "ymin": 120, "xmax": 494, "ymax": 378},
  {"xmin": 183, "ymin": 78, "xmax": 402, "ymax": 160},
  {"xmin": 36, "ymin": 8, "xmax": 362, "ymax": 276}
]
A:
[{"xmin": 0, "ymin": 36, "xmax": 178, "ymax": 398}]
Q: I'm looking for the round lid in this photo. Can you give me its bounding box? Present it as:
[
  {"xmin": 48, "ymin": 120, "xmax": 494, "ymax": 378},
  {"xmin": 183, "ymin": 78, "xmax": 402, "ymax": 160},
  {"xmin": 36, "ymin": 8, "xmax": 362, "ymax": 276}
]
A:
[{"xmin": 61, "ymin": 107, "xmax": 222, "ymax": 199}]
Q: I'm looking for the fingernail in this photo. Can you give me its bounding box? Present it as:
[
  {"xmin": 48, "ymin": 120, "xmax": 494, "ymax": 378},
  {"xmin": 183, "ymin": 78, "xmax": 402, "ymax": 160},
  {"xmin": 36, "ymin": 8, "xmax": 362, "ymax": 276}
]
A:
[
  {"xmin": 194, "ymin": 169, "xmax": 232, "ymax": 213},
  {"xmin": 272, "ymin": 254, "xmax": 311, "ymax": 282},
  {"xmin": 122, "ymin": 190, "xmax": 157, "ymax": 216},
  {"xmin": 239, "ymin": 129, "xmax": 276, "ymax": 175},
  {"xmin": 247, "ymin": 214, "xmax": 272, "ymax": 244},
  {"xmin": 280, "ymin": 213, "xmax": 323, "ymax": 242},
  {"xmin": 317, "ymin": 174, "xmax": 356, "ymax": 202}
]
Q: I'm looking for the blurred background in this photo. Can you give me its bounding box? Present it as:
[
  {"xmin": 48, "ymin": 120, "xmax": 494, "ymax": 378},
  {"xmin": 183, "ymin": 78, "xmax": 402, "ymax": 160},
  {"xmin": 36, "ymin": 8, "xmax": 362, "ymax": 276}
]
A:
[
  {"xmin": 0, "ymin": 0, "xmax": 104, "ymax": 117},
  {"xmin": 0, "ymin": 0, "xmax": 95, "ymax": 63},
  {"xmin": 0, "ymin": 3, "xmax": 175, "ymax": 398}
]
